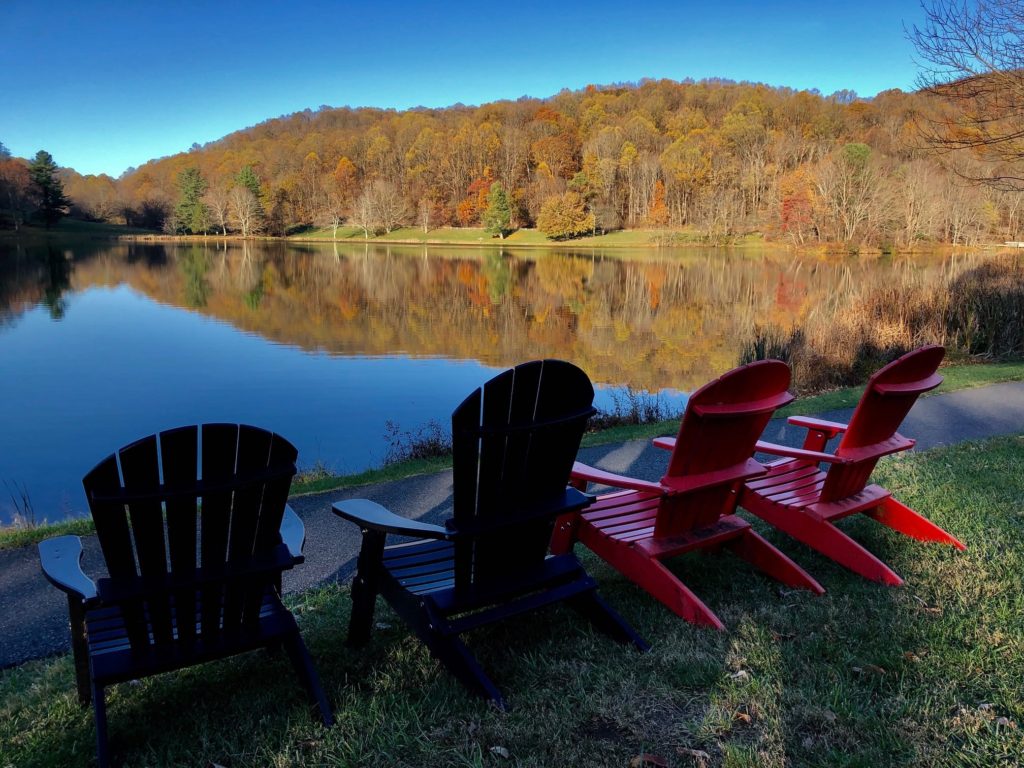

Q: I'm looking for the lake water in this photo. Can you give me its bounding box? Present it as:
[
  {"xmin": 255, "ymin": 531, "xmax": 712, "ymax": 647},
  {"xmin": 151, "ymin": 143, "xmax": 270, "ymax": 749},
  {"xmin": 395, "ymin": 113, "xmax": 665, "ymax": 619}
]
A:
[{"xmin": 0, "ymin": 239, "xmax": 976, "ymax": 523}]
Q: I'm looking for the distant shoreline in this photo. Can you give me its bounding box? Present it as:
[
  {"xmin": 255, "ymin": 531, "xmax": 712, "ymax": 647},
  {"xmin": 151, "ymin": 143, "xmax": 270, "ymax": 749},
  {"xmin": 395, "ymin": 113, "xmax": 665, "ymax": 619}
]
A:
[{"xmin": 2, "ymin": 221, "xmax": 998, "ymax": 256}]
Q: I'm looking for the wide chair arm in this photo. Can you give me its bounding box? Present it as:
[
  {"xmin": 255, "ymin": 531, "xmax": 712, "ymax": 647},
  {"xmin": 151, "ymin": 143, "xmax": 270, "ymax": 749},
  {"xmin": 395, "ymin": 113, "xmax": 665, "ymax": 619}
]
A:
[
  {"xmin": 571, "ymin": 461, "xmax": 665, "ymax": 494},
  {"xmin": 651, "ymin": 436, "xmax": 675, "ymax": 451},
  {"xmin": 755, "ymin": 440, "xmax": 852, "ymax": 464},
  {"xmin": 279, "ymin": 504, "xmax": 306, "ymax": 562},
  {"xmin": 333, "ymin": 498, "xmax": 453, "ymax": 539},
  {"xmin": 787, "ymin": 415, "xmax": 849, "ymax": 439},
  {"xmin": 39, "ymin": 535, "xmax": 98, "ymax": 603}
]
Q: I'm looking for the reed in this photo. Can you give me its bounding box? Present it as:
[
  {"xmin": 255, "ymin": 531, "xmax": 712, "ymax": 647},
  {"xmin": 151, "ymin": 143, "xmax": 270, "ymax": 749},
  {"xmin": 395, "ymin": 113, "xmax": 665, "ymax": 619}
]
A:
[{"xmin": 741, "ymin": 257, "xmax": 1024, "ymax": 392}]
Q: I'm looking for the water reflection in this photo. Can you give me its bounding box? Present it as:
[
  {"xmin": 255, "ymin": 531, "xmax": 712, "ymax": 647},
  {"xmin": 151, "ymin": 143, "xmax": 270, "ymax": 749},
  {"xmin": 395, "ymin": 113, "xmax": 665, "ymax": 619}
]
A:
[{"xmin": 0, "ymin": 240, "xmax": 987, "ymax": 523}]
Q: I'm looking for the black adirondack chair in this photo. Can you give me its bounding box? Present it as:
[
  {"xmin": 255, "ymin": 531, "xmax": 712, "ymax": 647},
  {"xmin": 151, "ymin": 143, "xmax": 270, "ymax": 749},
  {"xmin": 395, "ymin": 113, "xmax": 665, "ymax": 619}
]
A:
[
  {"xmin": 334, "ymin": 359, "xmax": 649, "ymax": 709},
  {"xmin": 39, "ymin": 424, "xmax": 333, "ymax": 768}
]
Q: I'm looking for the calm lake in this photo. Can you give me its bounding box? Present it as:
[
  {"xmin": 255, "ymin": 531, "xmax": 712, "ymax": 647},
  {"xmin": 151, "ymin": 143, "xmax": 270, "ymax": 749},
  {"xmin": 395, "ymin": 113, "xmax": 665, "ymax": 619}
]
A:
[{"xmin": 0, "ymin": 239, "xmax": 981, "ymax": 523}]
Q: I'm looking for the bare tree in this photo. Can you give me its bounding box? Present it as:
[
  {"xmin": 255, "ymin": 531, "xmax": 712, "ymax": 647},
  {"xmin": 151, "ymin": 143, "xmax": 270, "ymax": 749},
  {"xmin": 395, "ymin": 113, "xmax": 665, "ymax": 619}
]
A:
[
  {"xmin": 910, "ymin": 0, "xmax": 1024, "ymax": 188},
  {"xmin": 350, "ymin": 188, "xmax": 375, "ymax": 238},
  {"xmin": 812, "ymin": 144, "xmax": 888, "ymax": 243},
  {"xmin": 369, "ymin": 179, "xmax": 409, "ymax": 233},
  {"xmin": 938, "ymin": 159, "xmax": 988, "ymax": 244},
  {"xmin": 205, "ymin": 179, "xmax": 231, "ymax": 235},
  {"xmin": 315, "ymin": 187, "xmax": 347, "ymax": 239},
  {"xmin": 895, "ymin": 160, "xmax": 944, "ymax": 246},
  {"xmin": 228, "ymin": 186, "xmax": 262, "ymax": 237},
  {"xmin": 418, "ymin": 197, "xmax": 431, "ymax": 233}
]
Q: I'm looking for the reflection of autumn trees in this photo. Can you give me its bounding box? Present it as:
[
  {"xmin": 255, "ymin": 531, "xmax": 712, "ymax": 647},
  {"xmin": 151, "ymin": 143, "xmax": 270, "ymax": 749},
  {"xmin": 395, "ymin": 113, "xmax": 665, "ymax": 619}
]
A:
[
  {"xmin": 0, "ymin": 245, "xmax": 53, "ymax": 322},
  {"xmin": 0, "ymin": 243, "xmax": 86, "ymax": 322},
  {"xmin": 41, "ymin": 242, "xmax": 992, "ymax": 391}
]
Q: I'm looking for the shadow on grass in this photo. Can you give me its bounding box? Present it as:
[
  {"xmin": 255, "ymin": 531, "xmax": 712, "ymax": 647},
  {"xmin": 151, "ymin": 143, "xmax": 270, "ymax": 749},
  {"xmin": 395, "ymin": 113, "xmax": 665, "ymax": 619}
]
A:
[{"xmin": 3, "ymin": 439, "xmax": 1023, "ymax": 766}]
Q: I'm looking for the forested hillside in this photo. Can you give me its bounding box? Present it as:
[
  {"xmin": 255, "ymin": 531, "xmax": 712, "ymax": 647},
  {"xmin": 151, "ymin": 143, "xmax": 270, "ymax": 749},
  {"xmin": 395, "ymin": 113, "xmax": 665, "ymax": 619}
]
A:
[{"xmin": 5, "ymin": 78, "xmax": 1022, "ymax": 246}]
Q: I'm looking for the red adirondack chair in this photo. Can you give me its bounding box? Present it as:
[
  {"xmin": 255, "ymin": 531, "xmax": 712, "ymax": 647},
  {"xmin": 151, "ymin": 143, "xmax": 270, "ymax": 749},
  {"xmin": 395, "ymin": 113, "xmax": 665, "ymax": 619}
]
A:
[
  {"xmin": 551, "ymin": 360, "xmax": 824, "ymax": 630},
  {"xmin": 739, "ymin": 345, "xmax": 966, "ymax": 586}
]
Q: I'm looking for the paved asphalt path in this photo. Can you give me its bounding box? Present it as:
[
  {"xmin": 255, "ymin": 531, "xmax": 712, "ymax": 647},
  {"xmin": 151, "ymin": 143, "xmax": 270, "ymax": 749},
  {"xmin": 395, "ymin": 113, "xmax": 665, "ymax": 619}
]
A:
[{"xmin": 3, "ymin": 381, "xmax": 1023, "ymax": 669}]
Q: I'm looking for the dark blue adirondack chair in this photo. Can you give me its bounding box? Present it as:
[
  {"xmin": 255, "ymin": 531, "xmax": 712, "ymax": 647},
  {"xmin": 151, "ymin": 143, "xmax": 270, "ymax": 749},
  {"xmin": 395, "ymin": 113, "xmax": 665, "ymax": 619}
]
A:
[
  {"xmin": 334, "ymin": 359, "xmax": 648, "ymax": 709},
  {"xmin": 39, "ymin": 424, "xmax": 333, "ymax": 768}
]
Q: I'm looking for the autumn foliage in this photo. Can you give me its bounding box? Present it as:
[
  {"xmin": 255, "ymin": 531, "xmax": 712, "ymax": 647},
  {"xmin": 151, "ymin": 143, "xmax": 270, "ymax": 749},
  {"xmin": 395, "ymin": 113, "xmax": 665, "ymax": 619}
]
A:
[{"xmin": 3, "ymin": 78, "xmax": 1023, "ymax": 245}]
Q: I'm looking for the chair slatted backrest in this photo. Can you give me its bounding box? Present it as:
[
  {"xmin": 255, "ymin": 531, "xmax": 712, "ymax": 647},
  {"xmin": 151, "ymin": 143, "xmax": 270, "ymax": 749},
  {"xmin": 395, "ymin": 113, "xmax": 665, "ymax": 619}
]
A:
[
  {"xmin": 82, "ymin": 424, "xmax": 298, "ymax": 653},
  {"xmin": 821, "ymin": 345, "xmax": 945, "ymax": 502},
  {"xmin": 657, "ymin": 360, "xmax": 794, "ymax": 538},
  {"xmin": 451, "ymin": 360, "xmax": 595, "ymax": 588}
]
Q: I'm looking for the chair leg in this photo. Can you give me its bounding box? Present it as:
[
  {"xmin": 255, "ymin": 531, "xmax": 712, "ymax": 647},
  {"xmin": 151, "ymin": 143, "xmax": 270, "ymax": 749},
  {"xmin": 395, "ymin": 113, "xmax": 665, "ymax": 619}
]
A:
[
  {"xmin": 283, "ymin": 632, "xmax": 335, "ymax": 727},
  {"xmin": 568, "ymin": 590, "xmax": 650, "ymax": 651},
  {"xmin": 68, "ymin": 597, "xmax": 91, "ymax": 706},
  {"xmin": 419, "ymin": 627, "xmax": 508, "ymax": 710},
  {"xmin": 587, "ymin": 535, "xmax": 726, "ymax": 630},
  {"xmin": 92, "ymin": 681, "xmax": 110, "ymax": 768},
  {"xmin": 348, "ymin": 529, "xmax": 386, "ymax": 647},
  {"xmin": 549, "ymin": 511, "xmax": 578, "ymax": 555},
  {"xmin": 726, "ymin": 529, "xmax": 825, "ymax": 595},
  {"xmin": 743, "ymin": 500, "xmax": 904, "ymax": 586},
  {"xmin": 793, "ymin": 518, "xmax": 905, "ymax": 586},
  {"xmin": 866, "ymin": 498, "xmax": 967, "ymax": 550}
]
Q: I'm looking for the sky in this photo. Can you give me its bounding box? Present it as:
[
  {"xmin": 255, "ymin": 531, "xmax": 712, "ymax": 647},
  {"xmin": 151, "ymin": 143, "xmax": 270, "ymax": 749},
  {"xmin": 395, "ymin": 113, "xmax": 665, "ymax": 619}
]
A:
[{"xmin": 0, "ymin": 0, "xmax": 931, "ymax": 177}]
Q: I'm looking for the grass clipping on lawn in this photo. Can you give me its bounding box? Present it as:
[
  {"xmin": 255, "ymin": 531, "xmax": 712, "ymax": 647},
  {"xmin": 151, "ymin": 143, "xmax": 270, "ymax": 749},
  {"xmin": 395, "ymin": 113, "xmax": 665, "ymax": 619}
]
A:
[{"xmin": 3, "ymin": 436, "xmax": 1023, "ymax": 767}]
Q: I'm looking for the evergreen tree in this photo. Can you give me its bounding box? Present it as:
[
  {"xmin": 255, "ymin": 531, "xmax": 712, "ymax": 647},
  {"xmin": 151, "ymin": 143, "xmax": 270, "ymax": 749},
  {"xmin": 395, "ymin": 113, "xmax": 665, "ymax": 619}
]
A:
[
  {"xmin": 0, "ymin": 141, "xmax": 10, "ymax": 158},
  {"xmin": 28, "ymin": 150, "xmax": 70, "ymax": 228},
  {"xmin": 173, "ymin": 167, "xmax": 209, "ymax": 234},
  {"xmin": 482, "ymin": 182, "xmax": 512, "ymax": 238},
  {"xmin": 236, "ymin": 165, "xmax": 262, "ymax": 198}
]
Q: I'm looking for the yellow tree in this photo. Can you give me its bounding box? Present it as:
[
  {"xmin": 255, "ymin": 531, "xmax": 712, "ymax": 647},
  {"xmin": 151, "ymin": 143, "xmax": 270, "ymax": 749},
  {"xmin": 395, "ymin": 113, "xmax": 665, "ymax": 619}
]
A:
[{"xmin": 537, "ymin": 191, "xmax": 595, "ymax": 240}]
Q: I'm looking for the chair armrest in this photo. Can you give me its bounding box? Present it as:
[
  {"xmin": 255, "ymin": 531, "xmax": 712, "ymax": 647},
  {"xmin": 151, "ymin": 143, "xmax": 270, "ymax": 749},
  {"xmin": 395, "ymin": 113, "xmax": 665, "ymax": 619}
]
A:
[
  {"xmin": 787, "ymin": 415, "xmax": 849, "ymax": 437},
  {"xmin": 332, "ymin": 498, "xmax": 453, "ymax": 539},
  {"xmin": 652, "ymin": 436, "xmax": 675, "ymax": 451},
  {"xmin": 280, "ymin": 504, "xmax": 305, "ymax": 561},
  {"xmin": 838, "ymin": 434, "xmax": 916, "ymax": 461},
  {"xmin": 571, "ymin": 461, "xmax": 665, "ymax": 494},
  {"xmin": 39, "ymin": 536, "xmax": 98, "ymax": 603},
  {"xmin": 874, "ymin": 373, "xmax": 943, "ymax": 396},
  {"xmin": 755, "ymin": 440, "xmax": 852, "ymax": 464}
]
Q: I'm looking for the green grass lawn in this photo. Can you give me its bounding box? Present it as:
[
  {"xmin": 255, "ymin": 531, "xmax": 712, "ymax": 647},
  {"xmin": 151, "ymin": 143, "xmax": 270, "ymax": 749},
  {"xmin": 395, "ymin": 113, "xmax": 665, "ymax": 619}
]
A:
[
  {"xmin": 290, "ymin": 226, "xmax": 723, "ymax": 248},
  {"xmin": 2, "ymin": 436, "xmax": 1022, "ymax": 766}
]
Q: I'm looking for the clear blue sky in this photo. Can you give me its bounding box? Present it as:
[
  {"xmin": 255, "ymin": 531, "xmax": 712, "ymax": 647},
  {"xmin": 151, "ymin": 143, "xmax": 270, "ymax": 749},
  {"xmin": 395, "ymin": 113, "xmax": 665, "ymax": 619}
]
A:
[{"xmin": 0, "ymin": 0, "xmax": 929, "ymax": 177}]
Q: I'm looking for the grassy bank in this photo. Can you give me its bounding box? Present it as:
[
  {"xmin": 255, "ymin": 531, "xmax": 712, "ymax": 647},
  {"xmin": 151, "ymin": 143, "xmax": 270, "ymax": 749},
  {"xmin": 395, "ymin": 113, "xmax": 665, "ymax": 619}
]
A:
[
  {"xmin": 290, "ymin": 225, "xmax": 738, "ymax": 248},
  {"xmin": 6, "ymin": 220, "xmax": 1003, "ymax": 253},
  {"xmin": 3, "ymin": 221, "xmax": 732, "ymax": 248},
  {"xmin": 1, "ymin": 220, "xmax": 159, "ymax": 240},
  {"xmin": 2, "ymin": 435, "xmax": 1021, "ymax": 766},
  {"xmin": 3, "ymin": 360, "xmax": 1023, "ymax": 551},
  {"xmin": 288, "ymin": 226, "xmax": 981, "ymax": 253}
]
